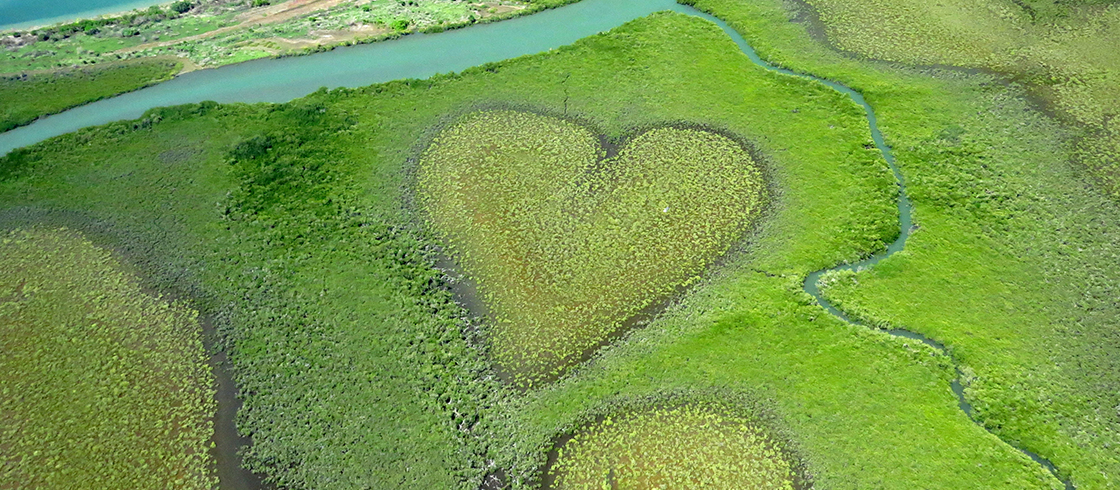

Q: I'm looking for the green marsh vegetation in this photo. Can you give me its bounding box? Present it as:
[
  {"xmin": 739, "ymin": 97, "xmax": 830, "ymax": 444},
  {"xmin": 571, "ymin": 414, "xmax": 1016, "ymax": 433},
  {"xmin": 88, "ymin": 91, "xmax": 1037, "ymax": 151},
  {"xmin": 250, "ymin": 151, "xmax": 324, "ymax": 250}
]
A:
[
  {"xmin": 796, "ymin": 0, "xmax": 1120, "ymax": 197},
  {"xmin": 417, "ymin": 110, "xmax": 766, "ymax": 386},
  {"xmin": 0, "ymin": 58, "xmax": 180, "ymax": 131},
  {"xmin": 215, "ymin": 11, "xmax": 1062, "ymax": 488},
  {"xmin": 0, "ymin": 93, "xmax": 503, "ymax": 487},
  {"xmin": 0, "ymin": 227, "xmax": 215, "ymax": 488},
  {"xmin": 1, "ymin": 11, "xmax": 911, "ymax": 488},
  {"xmin": 545, "ymin": 403, "xmax": 799, "ymax": 489},
  {"xmin": 683, "ymin": 0, "xmax": 1120, "ymax": 486},
  {"xmin": 1, "ymin": 4, "xmax": 1116, "ymax": 489}
]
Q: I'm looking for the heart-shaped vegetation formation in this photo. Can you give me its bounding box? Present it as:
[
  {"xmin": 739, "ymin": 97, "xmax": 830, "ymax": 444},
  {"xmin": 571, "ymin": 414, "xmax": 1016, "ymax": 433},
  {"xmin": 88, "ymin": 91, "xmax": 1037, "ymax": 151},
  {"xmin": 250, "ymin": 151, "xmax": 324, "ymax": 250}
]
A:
[
  {"xmin": 417, "ymin": 110, "xmax": 765, "ymax": 386},
  {"xmin": 545, "ymin": 405, "xmax": 799, "ymax": 489}
]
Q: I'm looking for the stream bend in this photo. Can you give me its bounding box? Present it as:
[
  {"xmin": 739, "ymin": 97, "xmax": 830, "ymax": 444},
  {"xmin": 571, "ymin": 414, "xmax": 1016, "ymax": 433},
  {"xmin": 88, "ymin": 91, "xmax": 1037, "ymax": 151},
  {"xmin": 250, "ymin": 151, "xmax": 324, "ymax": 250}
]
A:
[{"xmin": 680, "ymin": 8, "xmax": 1076, "ymax": 490}]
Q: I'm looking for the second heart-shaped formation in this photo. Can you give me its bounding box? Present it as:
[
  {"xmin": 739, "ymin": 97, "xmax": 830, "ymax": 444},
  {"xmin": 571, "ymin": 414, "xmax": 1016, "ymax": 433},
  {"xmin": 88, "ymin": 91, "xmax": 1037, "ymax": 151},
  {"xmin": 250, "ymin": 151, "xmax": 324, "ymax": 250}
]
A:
[{"xmin": 417, "ymin": 110, "xmax": 766, "ymax": 387}]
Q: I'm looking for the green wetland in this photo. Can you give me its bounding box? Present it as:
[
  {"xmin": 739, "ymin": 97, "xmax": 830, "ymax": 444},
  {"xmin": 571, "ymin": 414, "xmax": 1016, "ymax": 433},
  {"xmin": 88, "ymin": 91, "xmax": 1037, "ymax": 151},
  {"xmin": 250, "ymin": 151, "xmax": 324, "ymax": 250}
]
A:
[
  {"xmin": 0, "ymin": 227, "xmax": 215, "ymax": 488},
  {"xmin": 1, "ymin": 0, "xmax": 1118, "ymax": 489},
  {"xmin": 417, "ymin": 110, "xmax": 765, "ymax": 386},
  {"xmin": 545, "ymin": 402, "xmax": 800, "ymax": 489}
]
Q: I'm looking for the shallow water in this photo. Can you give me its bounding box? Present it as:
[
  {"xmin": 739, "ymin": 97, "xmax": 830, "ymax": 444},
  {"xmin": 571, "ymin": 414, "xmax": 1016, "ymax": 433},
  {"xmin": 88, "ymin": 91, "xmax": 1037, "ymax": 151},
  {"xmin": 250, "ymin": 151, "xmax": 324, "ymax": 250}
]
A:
[
  {"xmin": 208, "ymin": 335, "xmax": 272, "ymax": 490},
  {"xmin": 0, "ymin": 0, "xmax": 1075, "ymax": 488},
  {"xmin": 0, "ymin": 0, "xmax": 162, "ymax": 31}
]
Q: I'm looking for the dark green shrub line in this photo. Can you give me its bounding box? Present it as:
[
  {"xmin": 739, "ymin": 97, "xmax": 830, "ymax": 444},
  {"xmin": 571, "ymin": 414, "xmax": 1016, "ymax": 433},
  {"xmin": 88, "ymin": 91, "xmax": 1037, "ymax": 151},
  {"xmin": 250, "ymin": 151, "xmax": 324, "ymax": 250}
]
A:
[
  {"xmin": 0, "ymin": 58, "xmax": 181, "ymax": 133},
  {"xmin": 208, "ymin": 101, "xmax": 508, "ymax": 488}
]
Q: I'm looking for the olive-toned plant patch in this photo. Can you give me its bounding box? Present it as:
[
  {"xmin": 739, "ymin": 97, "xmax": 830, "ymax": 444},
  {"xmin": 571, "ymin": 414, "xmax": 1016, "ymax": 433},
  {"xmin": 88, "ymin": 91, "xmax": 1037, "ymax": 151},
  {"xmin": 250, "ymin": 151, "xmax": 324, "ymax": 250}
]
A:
[
  {"xmin": 417, "ymin": 110, "xmax": 766, "ymax": 386},
  {"xmin": 0, "ymin": 227, "xmax": 215, "ymax": 489},
  {"xmin": 546, "ymin": 404, "xmax": 797, "ymax": 489}
]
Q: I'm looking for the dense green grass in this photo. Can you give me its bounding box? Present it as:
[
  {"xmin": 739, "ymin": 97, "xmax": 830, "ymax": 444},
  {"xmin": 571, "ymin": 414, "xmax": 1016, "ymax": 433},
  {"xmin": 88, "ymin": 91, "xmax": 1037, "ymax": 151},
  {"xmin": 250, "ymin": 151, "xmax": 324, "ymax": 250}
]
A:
[
  {"xmin": 546, "ymin": 403, "xmax": 797, "ymax": 489},
  {"xmin": 0, "ymin": 58, "xmax": 180, "ymax": 132},
  {"xmin": 0, "ymin": 94, "xmax": 501, "ymax": 488},
  {"xmin": 1, "ymin": 4, "xmax": 1117, "ymax": 490},
  {"xmin": 0, "ymin": 11, "xmax": 1017, "ymax": 489},
  {"xmin": 0, "ymin": 227, "xmax": 215, "ymax": 489},
  {"xmin": 797, "ymin": 0, "xmax": 1120, "ymax": 197},
  {"xmin": 417, "ymin": 110, "xmax": 765, "ymax": 386}
]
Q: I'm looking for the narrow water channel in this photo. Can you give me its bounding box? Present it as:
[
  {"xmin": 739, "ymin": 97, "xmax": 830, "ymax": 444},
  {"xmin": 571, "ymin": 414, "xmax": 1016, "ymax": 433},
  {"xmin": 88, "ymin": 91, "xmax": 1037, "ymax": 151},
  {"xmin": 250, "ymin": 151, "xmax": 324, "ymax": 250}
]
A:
[
  {"xmin": 0, "ymin": 0, "xmax": 1074, "ymax": 488},
  {"xmin": 207, "ymin": 330, "xmax": 271, "ymax": 490}
]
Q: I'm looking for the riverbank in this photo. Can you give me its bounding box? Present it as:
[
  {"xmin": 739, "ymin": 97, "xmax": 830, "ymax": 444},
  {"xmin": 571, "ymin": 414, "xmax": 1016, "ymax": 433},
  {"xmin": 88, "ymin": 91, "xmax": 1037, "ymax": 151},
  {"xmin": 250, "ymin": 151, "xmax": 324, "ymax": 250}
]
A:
[
  {"xmin": 0, "ymin": 58, "xmax": 180, "ymax": 132},
  {"xmin": 0, "ymin": 0, "xmax": 541, "ymax": 73},
  {"xmin": 2, "ymin": 0, "xmax": 1117, "ymax": 488},
  {"xmin": 0, "ymin": 0, "xmax": 566, "ymax": 134},
  {"xmin": 0, "ymin": 0, "xmax": 166, "ymax": 32}
]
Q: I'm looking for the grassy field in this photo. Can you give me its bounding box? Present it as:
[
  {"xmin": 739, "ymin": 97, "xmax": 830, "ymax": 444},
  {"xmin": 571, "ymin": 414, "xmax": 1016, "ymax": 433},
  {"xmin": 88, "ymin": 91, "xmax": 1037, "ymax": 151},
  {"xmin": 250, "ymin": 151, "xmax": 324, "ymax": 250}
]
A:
[
  {"xmin": 0, "ymin": 58, "xmax": 180, "ymax": 131},
  {"xmin": 417, "ymin": 110, "xmax": 766, "ymax": 386},
  {"xmin": 1, "ymin": 2, "xmax": 1118, "ymax": 490},
  {"xmin": 0, "ymin": 227, "xmax": 215, "ymax": 489},
  {"xmin": 797, "ymin": 0, "xmax": 1120, "ymax": 198}
]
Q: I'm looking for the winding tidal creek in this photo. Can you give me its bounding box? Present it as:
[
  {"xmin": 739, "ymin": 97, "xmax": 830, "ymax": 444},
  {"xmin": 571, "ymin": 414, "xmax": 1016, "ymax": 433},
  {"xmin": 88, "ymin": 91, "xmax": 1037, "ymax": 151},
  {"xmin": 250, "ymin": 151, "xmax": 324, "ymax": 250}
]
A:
[{"xmin": 0, "ymin": 0, "xmax": 1073, "ymax": 488}]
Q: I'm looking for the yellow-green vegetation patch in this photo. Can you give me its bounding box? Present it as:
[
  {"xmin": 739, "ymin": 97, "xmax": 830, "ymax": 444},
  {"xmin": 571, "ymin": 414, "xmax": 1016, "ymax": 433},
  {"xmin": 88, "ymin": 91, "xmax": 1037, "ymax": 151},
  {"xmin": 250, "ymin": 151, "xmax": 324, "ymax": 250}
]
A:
[
  {"xmin": 0, "ymin": 227, "xmax": 215, "ymax": 489},
  {"xmin": 546, "ymin": 404, "xmax": 798, "ymax": 489},
  {"xmin": 417, "ymin": 110, "xmax": 766, "ymax": 386}
]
